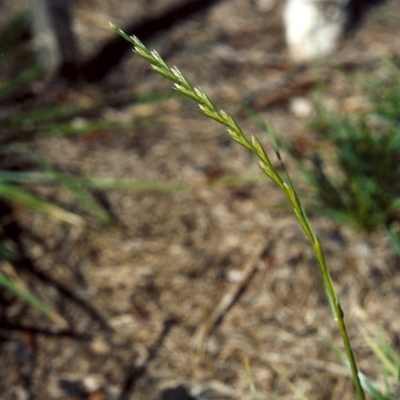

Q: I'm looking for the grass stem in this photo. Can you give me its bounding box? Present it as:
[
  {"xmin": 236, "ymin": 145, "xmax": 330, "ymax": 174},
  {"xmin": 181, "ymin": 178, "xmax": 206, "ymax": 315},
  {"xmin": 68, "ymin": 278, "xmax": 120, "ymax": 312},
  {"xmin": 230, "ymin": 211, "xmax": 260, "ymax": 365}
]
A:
[{"xmin": 111, "ymin": 24, "xmax": 366, "ymax": 399}]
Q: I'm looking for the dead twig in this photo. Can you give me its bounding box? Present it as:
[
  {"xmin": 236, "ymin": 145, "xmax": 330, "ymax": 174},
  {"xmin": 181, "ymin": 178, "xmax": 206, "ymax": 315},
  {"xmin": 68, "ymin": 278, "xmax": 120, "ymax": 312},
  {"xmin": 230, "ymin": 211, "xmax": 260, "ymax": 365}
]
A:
[{"xmin": 194, "ymin": 244, "xmax": 264, "ymax": 350}]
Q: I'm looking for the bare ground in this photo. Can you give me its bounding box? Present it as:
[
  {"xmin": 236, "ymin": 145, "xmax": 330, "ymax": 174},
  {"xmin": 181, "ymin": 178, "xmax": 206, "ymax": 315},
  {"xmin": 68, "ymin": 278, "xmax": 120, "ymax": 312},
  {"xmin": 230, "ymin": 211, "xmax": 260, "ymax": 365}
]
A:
[{"xmin": 1, "ymin": 0, "xmax": 400, "ymax": 399}]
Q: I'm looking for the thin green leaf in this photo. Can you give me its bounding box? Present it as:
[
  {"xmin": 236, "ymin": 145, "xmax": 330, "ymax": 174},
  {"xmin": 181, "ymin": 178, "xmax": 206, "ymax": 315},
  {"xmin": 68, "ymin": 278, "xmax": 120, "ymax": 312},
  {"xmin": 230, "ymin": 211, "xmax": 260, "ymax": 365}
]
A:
[{"xmin": 0, "ymin": 272, "xmax": 53, "ymax": 318}]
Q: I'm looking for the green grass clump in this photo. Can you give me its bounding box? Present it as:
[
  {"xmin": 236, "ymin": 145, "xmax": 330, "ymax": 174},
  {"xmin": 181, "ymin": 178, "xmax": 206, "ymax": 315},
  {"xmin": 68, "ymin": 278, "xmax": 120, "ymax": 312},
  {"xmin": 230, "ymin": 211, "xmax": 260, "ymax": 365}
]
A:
[
  {"xmin": 301, "ymin": 64, "xmax": 400, "ymax": 244},
  {"xmin": 111, "ymin": 24, "xmax": 367, "ymax": 400},
  {"xmin": 0, "ymin": 14, "xmax": 174, "ymax": 317},
  {"xmin": 0, "ymin": 147, "xmax": 105, "ymax": 318},
  {"xmin": 363, "ymin": 331, "xmax": 400, "ymax": 399}
]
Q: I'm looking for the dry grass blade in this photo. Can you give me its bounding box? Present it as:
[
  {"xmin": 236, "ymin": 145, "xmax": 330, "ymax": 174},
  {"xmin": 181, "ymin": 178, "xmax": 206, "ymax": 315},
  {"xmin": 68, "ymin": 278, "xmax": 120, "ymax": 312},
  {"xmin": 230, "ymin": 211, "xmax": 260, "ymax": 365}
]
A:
[{"xmin": 194, "ymin": 244, "xmax": 263, "ymax": 350}]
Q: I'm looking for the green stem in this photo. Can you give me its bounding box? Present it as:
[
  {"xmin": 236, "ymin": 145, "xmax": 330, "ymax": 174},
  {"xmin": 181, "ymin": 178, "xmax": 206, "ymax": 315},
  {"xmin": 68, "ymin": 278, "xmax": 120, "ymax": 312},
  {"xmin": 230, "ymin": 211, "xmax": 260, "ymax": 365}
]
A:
[
  {"xmin": 111, "ymin": 25, "xmax": 366, "ymax": 399},
  {"xmin": 287, "ymin": 187, "xmax": 365, "ymax": 400},
  {"xmin": 314, "ymin": 236, "xmax": 365, "ymax": 400}
]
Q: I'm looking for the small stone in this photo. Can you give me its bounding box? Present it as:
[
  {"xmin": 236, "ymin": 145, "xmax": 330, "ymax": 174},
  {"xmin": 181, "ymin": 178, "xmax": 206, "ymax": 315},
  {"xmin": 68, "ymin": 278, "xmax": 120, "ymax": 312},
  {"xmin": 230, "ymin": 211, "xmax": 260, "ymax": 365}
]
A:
[{"xmin": 289, "ymin": 97, "xmax": 314, "ymax": 119}]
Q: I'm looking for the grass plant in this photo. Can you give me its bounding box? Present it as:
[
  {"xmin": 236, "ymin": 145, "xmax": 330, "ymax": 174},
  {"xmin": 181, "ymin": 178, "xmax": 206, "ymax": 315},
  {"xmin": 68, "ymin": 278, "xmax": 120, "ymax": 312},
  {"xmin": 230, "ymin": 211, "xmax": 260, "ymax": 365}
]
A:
[
  {"xmin": 0, "ymin": 18, "xmax": 181, "ymax": 317},
  {"xmin": 0, "ymin": 268, "xmax": 53, "ymax": 319},
  {"xmin": 111, "ymin": 24, "xmax": 367, "ymax": 400},
  {"xmin": 0, "ymin": 154, "xmax": 83, "ymax": 316},
  {"xmin": 325, "ymin": 329, "xmax": 400, "ymax": 399},
  {"xmin": 0, "ymin": 145, "xmax": 192, "ymax": 317},
  {"xmin": 297, "ymin": 63, "xmax": 400, "ymax": 248}
]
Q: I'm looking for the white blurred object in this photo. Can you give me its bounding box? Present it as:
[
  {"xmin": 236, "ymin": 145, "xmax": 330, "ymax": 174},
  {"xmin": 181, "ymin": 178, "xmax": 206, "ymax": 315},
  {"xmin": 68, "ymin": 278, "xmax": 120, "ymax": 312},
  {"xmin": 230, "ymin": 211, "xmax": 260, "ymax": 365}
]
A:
[
  {"xmin": 289, "ymin": 96, "xmax": 314, "ymax": 118},
  {"xmin": 27, "ymin": 0, "xmax": 79, "ymax": 78},
  {"xmin": 283, "ymin": 0, "xmax": 348, "ymax": 62}
]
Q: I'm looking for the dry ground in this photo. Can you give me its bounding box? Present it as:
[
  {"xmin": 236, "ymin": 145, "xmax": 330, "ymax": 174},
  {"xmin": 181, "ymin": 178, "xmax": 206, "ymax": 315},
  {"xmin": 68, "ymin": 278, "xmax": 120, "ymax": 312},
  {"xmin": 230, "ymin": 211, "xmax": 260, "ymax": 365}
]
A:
[{"xmin": 1, "ymin": 0, "xmax": 400, "ymax": 399}]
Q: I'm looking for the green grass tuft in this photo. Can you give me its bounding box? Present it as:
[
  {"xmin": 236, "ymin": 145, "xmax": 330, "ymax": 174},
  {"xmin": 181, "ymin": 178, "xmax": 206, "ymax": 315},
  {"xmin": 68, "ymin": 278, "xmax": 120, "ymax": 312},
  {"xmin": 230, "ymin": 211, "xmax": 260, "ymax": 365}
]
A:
[{"xmin": 292, "ymin": 63, "xmax": 400, "ymax": 251}]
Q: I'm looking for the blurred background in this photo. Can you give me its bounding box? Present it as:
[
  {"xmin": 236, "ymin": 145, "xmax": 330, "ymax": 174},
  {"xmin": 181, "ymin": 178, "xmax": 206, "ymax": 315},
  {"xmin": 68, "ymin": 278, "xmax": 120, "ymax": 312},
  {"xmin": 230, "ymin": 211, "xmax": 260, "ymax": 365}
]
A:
[{"xmin": 1, "ymin": 1, "xmax": 400, "ymax": 399}]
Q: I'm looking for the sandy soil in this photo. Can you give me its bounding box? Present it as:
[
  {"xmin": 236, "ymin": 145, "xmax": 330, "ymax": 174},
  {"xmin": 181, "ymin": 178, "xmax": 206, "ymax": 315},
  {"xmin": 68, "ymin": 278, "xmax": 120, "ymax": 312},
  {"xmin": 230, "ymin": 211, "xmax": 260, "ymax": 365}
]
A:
[{"xmin": 1, "ymin": 1, "xmax": 400, "ymax": 399}]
